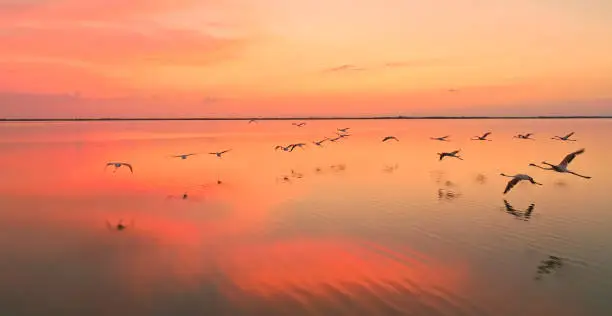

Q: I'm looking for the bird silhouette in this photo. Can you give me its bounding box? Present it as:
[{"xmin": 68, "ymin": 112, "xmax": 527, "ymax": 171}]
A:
[
  {"xmin": 552, "ymin": 132, "xmax": 576, "ymax": 141},
  {"xmin": 382, "ymin": 136, "xmax": 399, "ymax": 142},
  {"xmin": 500, "ymin": 173, "xmax": 542, "ymax": 194},
  {"xmin": 437, "ymin": 150, "xmax": 462, "ymax": 161},
  {"xmin": 529, "ymin": 148, "xmax": 591, "ymax": 179},
  {"xmin": 472, "ymin": 132, "xmax": 492, "ymax": 141},
  {"xmin": 105, "ymin": 162, "xmax": 133, "ymax": 173},
  {"xmin": 209, "ymin": 149, "xmax": 231, "ymax": 158}
]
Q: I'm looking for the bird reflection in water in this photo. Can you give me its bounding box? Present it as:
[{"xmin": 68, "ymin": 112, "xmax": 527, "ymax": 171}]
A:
[
  {"xmin": 475, "ymin": 173, "xmax": 487, "ymax": 184},
  {"xmin": 106, "ymin": 219, "xmax": 134, "ymax": 231},
  {"xmin": 276, "ymin": 169, "xmax": 304, "ymax": 184},
  {"xmin": 330, "ymin": 164, "xmax": 346, "ymax": 172},
  {"xmin": 438, "ymin": 188, "xmax": 461, "ymax": 201},
  {"xmin": 502, "ymin": 200, "xmax": 535, "ymax": 221},
  {"xmin": 383, "ymin": 164, "xmax": 399, "ymax": 173},
  {"xmin": 535, "ymin": 255, "xmax": 564, "ymax": 280},
  {"xmin": 291, "ymin": 169, "xmax": 304, "ymax": 178}
]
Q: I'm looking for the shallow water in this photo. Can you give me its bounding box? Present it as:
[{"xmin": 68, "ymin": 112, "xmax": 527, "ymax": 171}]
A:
[{"xmin": 1, "ymin": 119, "xmax": 611, "ymax": 316}]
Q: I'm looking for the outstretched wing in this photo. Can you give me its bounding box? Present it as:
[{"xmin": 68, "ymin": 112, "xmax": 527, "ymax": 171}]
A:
[
  {"xmin": 220, "ymin": 149, "xmax": 232, "ymax": 154},
  {"xmin": 450, "ymin": 150, "xmax": 460, "ymax": 155},
  {"xmin": 560, "ymin": 148, "xmax": 585, "ymax": 167},
  {"xmin": 482, "ymin": 132, "xmax": 492, "ymax": 138},
  {"xmin": 504, "ymin": 177, "xmax": 521, "ymax": 194},
  {"xmin": 525, "ymin": 133, "xmax": 533, "ymax": 138},
  {"xmin": 123, "ymin": 163, "xmax": 133, "ymax": 173},
  {"xmin": 441, "ymin": 135, "xmax": 450, "ymax": 139},
  {"xmin": 564, "ymin": 132, "xmax": 575, "ymax": 138}
]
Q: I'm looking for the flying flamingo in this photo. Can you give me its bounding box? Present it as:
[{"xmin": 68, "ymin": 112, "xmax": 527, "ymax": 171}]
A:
[
  {"xmin": 430, "ymin": 135, "xmax": 450, "ymax": 141},
  {"xmin": 472, "ymin": 132, "xmax": 492, "ymax": 141},
  {"xmin": 172, "ymin": 153, "xmax": 198, "ymax": 160},
  {"xmin": 438, "ymin": 150, "xmax": 462, "ymax": 161},
  {"xmin": 500, "ymin": 173, "xmax": 542, "ymax": 194},
  {"xmin": 552, "ymin": 132, "xmax": 576, "ymax": 141},
  {"xmin": 105, "ymin": 162, "xmax": 133, "ymax": 173},
  {"xmin": 382, "ymin": 136, "xmax": 399, "ymax": 142},
  {"xmin": 292, "ymin": 122, "xmax": 306, "ymax": 127},
  {"xmin": 290, "ymin": 143, "xmax": 307, "ymax": 150},
  {"xmin": 209, "ymin": 149, "xmax": 231, "ymax": 158},
  {"xmin": 313, "ymin": 138, "xmax": 329, "ymax": 147},
  {"xmin": 514, "ymin": 133, "xmax": 535, "ymax": 140},
  {"xmin": 529, "ymin": 148, "xmax": 591, "ymax": 179}
]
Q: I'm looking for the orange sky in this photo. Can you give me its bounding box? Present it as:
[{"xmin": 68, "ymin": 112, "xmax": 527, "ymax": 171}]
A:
[{"xmin": 1, "ymin": 0, "xmax": 612, "ymax": 117}]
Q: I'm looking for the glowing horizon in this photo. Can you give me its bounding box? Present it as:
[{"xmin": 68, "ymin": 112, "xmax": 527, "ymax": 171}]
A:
[{"xmin": 1, "ymin": 0, "xmax": 612, "ymax": 117}]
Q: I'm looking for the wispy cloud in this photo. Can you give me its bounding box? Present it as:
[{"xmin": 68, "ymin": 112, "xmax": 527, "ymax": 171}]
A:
[
  {"xmin": 323, "ymin": 59, "xmax": 447, "ymax": 74},
  {"xmin": 1, "ymin": 25, "xmax": 247, "ymax": 66},
  {"xmin": 323, "ymin": 64, "xmax": 366, "ymax": 73},
  {"xmin": 0, "ymin": 0, "xmax": 205, "ymax": 22}
]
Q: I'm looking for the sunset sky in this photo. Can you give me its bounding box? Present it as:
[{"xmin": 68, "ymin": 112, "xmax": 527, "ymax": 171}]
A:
[{"xmin": 1, "ymin": 0, "xmax": 611, "ymax": 117}]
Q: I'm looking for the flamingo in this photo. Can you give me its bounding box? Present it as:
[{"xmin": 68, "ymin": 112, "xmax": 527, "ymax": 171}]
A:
[
  {"xmin": 382, "ymin": 136, "xmax": 399, "ymax": 142},
  {"xmin": 472, "ymin": 132, "xmax": 492, "ymax": 141},
  {"xmin": 292, "ymin": 122, "xmax": 306, "ymax": 127},
  {"xmin": 430, "ymin": 135, "xmax": 450, "ymax": 141},
  {"xmin": 329, "ymin": 136, "xmax": 343, "ymax": 142},
  {"xmin": 335, "ymin": 132, "xmax": 351, "ymax": 138},
  {"xmin": 313, "ymin": 138, "xmax": 329, "ymax": 147},
  {"xmin": 289, "ymin": 143, "xmax": 307, "ymax": 150},
  {"xmin": 500, "ymin": 173, "xmax": 542, "ymax": 194},
  {"xmin": 209, "ymin": 149, "xmax": 231, "ymax": 158},
  {"xmin": 529, "ymin": 148, "xmax": 591, "ymax": 179},
  {"xmin": 337, "ymin": 128, "xmax": 350, "ymax": 133},
  {"xmin": 248, "ymin": 119, "xmax": 258, "ymax": 124},
  {"xmin": 172, "ymin": 153, "xmax": 198, "ymax": 160},
  {"xmin": 438, "ymin": 150, "xmax": 462, "ymax": 161},
  {"xmin": 514, "ymin": 133, "xmax": 535, "ymax": 140},
  {"xmin": 105, "ymin": 162, "xmax": 133, "ymax": 173},
  {"xmin": 552, "ymin": 132, "xmax": 576, "ymax": 141},
  {"xmin": 275, "ymin": 145, "xmax": 290, "ymax": 151}
]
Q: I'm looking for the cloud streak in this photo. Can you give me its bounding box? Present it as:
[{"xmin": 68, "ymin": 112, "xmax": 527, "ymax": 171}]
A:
[
  {"xmin": 323, "ymin": 58, "xmax": 449, "ymax": 74},
  {"xmin": 1, "ymin": 25, "xmax": 247, "ymax": 66},
  {"xmin": 323, "ymin": 64, "xmax": 366, "ymax": 73}
]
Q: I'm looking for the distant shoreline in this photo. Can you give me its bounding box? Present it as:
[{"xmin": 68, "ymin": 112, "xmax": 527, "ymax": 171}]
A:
[{"xmin": 1, "ymin": 116, "xmax": 611, "ymax": 122}]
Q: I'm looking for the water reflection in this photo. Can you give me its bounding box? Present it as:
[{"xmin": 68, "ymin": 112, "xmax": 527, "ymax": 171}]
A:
[
  {"xmin": 535, "ymin": 256, "xmax": 564, "ymax": 280},
  {"xmin": 475, "ymin": 173, "xmax": 487, "ymax": 184},
  {"xmin": 106, "ymin": 219, "xmax": 134, "ymax": 231},
  {"xmin": 382, "ymin": 164, "xmax": 399, "ymax": 173},
  {"xmin": 438, "ymin": 188, "xmax": 462, "ymax": 201},
  {"xmin": 0, "ymin": 119, "xmax": 611, "ymax": 316},
  {"xmin": 502, "ymin": 200, "xmax": 535, "ymax": 221}
]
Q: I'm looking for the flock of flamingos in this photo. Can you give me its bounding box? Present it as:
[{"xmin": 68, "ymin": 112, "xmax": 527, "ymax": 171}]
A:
[{"xmin": 104, "ymin": 121, "xmax": 590, "ymax": 203}]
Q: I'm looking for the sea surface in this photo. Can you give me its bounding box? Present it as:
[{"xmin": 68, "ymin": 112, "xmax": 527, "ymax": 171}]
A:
[{"xmin": 1, "ymin": 119, "xmax": 611, "ymax": 316}]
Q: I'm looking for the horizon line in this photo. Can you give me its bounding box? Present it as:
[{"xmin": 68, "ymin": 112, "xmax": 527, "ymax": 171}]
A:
[{"xmin": 1, "ymin": 115, "xmax": 612, "ymax": 122}]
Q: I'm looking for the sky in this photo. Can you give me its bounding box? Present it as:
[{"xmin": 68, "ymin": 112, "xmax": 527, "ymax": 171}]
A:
[{"xmin": 1, "ymin": 0, "xmax": 611, "ymax": 117}]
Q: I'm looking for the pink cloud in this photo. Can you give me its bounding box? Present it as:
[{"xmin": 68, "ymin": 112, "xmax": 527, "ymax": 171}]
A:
[
  {"xmin": 0, "ymin": 0, "xmax": 206, "ymax": 22},
  {"xmin": 0, "ymin": 61, "xmax": 123, "ymax": 94},
  {"xmin": 1, "ymin": 25, "xmax": 247, "ymax": 65}
]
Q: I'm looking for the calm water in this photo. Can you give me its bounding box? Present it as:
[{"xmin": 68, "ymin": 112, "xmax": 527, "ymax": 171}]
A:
[{"xmin": 1, "ymin": 119, "xmax": 611, "ymax": 316}]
